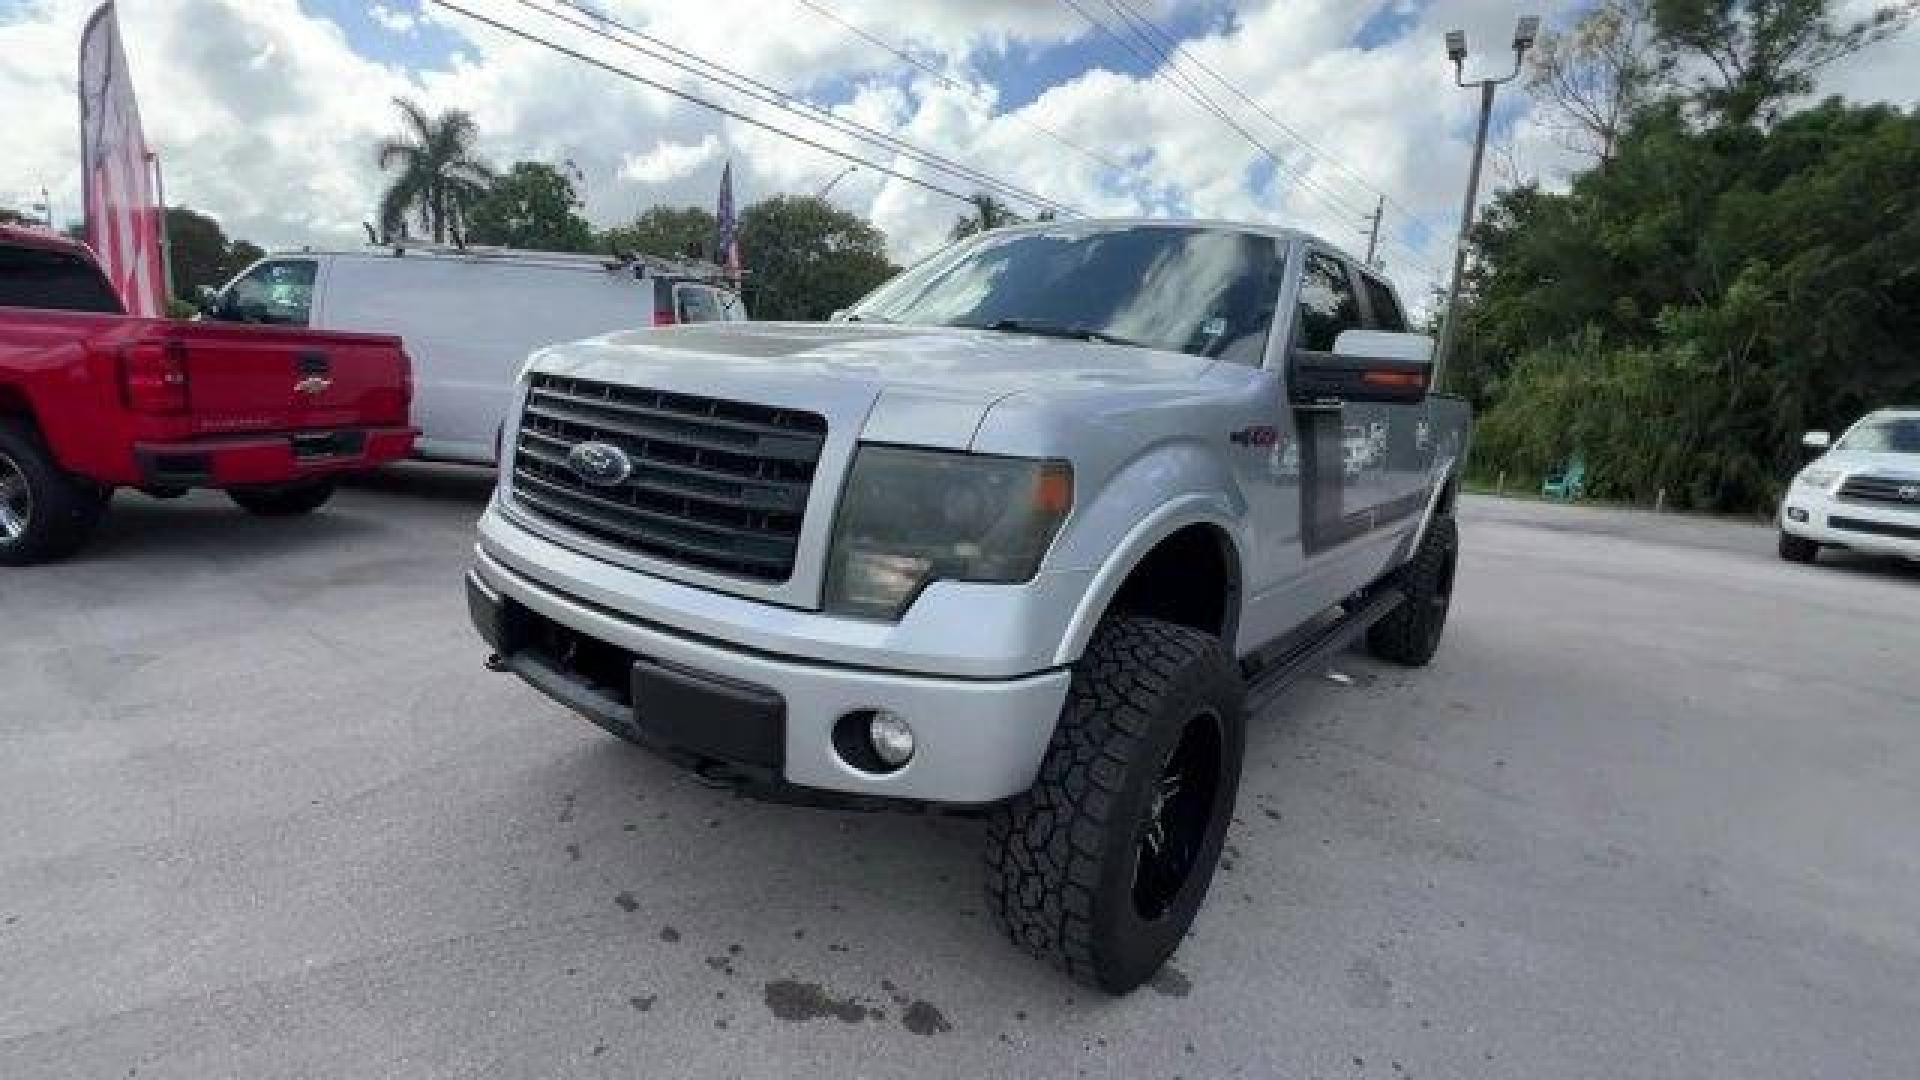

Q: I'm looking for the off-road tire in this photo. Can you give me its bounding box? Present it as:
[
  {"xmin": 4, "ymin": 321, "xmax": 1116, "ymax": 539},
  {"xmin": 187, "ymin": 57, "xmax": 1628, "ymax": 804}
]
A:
[
  {"xmin": 1368, "ymin": 514, "xmax": 1458, "ymax": 667},
  {"xmin": 1777, "ymin": 530, "xmax": 1819, "ymax": 564},
  {"xmin": 0, "ymin": 418, "xmax": 109, "ymax": 566},
  {"xmin": 228, "ymin": 480, "xmax": 337, "ymax": 517},
  {"xmin": 986, "ymin": 616, "xmax": 1245, "ymax": 994}
]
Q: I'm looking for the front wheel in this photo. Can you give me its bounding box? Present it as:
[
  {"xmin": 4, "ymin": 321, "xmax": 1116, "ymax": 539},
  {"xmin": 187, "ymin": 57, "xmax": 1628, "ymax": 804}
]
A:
[
  {"xmin": 228, "ymin": 480, "xmax": 336, "ymax": 517},
  {"xmin": 986, "ymin": 617, "xmax": 1245, "ymax": 994},
  {"xmin": 0, "ymin": 418, "xmax": 109, "ymax": 566},
  {"xmin": 1778, "ymin": 530, "xmax": 1819, "ymax": 564}
]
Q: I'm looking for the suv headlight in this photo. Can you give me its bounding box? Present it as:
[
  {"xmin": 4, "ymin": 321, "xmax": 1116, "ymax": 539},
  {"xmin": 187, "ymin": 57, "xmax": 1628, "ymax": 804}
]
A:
[
  {"xmin": 1798, "ymin": 465, "xmax": 1841, "ymax": 491},
  {"xmin": 825, "ymin": 446, "xmax": 1073, "ymax": 620}
]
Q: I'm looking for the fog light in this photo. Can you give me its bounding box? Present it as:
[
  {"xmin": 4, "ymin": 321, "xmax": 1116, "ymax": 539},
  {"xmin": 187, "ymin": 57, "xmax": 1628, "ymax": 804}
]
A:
[
  {"xmin": 869, "ymin": 710, "xmax": 915, "ymax": 767},
  {"xmin": 1787, "ymin": 507, "xmax": 1809, "ymax": 523}
]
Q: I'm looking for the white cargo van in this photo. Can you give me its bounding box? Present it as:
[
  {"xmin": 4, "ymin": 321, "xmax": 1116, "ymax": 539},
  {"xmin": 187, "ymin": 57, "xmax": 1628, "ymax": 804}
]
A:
[{"xmin": 206, "ymin": 244, "xmax": 746, "ymax": 464}]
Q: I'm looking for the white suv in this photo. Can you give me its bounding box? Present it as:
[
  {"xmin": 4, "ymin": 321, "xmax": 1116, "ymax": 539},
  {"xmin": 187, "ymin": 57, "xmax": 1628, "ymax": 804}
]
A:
[{"xmin": 1779, "ymin": 410, "xmax": 1920, "ymax": 564}]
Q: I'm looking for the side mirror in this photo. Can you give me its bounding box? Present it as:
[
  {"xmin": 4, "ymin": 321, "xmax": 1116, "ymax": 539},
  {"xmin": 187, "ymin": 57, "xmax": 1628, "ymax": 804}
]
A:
[
  {"xmin": 193, "ymin": 285, "xmax": 219, "ymax": 320},
  {"xmin": 1801, "ymin": 430, "xmax": 1831, "ymax": 451},
  {"xmin": 829, "ymin": 308, "xmax": 850, "ymax": 322},
  {"xmin": 1291, "ymin": 330, "xmax": 1435, "ymax": 405}
]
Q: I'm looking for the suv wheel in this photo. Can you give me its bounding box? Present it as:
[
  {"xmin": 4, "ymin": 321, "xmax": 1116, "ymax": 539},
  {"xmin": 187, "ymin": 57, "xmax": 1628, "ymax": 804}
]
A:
[
  {"xmin": 228, "ymin": 480, "xmax": 337, "ymax": 517},
  {"xmin": 1777, "ymin": 530, "xmax": 1819, "ymax": 564},
  {"xmin": 1368, "ymin": 515, "xmax": 1458, "ymax": 667},
  {"xmin": 0, "ymin": 418, "xmax": 109, "ymax": 566},
  {"xmin": 986, "ymin": 616, "xmax": 1245, "ymax": 994}
]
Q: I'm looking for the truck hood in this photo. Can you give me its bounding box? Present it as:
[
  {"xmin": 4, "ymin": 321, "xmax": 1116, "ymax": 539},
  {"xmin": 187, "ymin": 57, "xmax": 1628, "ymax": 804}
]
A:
[{"xmin": 528, "ymin": 322, "xmax": 1216, "ymax": 449}]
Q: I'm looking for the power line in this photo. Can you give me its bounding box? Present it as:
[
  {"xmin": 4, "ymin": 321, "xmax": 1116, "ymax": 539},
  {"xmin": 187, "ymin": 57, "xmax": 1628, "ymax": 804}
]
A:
[
  {"xmin": 525, "ymin": 0, "xmax": 1081, "ymax": 218},
  {"xmin": 422, "ymin": 0, "xmax": 981, "ymax": 208},
  {"xmin": 1063, "ymin": 0, "xmax": 1385, "ymax": 231},
  {"xmin": 1106, "ymin": 0, "xmax": 1450, "ymax": 247},
  {"xmin": 790, "ymin": 0, "xmax": 1135, "ymax": 178}
]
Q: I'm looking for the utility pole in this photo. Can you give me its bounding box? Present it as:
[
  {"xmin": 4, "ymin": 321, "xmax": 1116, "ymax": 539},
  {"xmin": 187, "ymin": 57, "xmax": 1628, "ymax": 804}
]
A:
[
  {"xmin": 1433, "ymin": 16, "xmax": 1537, "ymax": 388},
  {"xmin": 1362, "ymin": 194, "xmax": 1384, "ymax": 268}
]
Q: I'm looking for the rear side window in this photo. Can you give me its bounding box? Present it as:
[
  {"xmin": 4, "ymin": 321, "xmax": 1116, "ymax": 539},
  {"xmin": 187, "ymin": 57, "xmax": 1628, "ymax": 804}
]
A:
[
  {"xmin": 1360, "ymin": 273, "xmax": 1407, "ymax": 333},
  {"xmin": 674, "ymin": 283, "xmax": 723, "ymax": 323},
  {"xmin": 1294, "ymin": 251, "xmax": 1361, "ymax": 352},
  {"xmin": 213, "ymin": 259, "xmax": 316, "ymax": 326},
  {"xmin": 0, "ymin": 243, "xmax": 124, "ymax": 313}
]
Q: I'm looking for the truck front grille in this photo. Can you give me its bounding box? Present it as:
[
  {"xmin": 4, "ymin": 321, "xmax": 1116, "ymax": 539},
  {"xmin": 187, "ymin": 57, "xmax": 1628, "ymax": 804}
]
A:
[
  {"xmin": 511, "ymin": 373, "xmax": 826, "ymax": 582},
  {"xmin": 1838, "ymin": 474, "xmax": 1920, "ymax": 509}
]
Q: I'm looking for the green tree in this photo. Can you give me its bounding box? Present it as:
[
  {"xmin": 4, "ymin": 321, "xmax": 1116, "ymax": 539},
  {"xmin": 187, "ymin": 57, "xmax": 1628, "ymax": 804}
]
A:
[
  {"xmin": 375, "ymin": 97, "xmax": 494, "ymax": 243},
  {"xmin": 597, "ymin": 205, "xmax": 716, "ymax": 260},
  {"xmin": 467, "ymin": 161, "xmax": 593, "ymax": 252},
  {"xmin": 736, "ymin": 195, "xmax": 896, "ymax": 320},
  {"xmin": 947, "ymin": 192, "xmax": 1021, "ymax": 241},
  {"xmin": 162, "ymin": 206, "xmax": 263, "ymax": 300},
  {"xmin": 1650, "ymin": 0, "xmax": 1916, "ymax": 125}
]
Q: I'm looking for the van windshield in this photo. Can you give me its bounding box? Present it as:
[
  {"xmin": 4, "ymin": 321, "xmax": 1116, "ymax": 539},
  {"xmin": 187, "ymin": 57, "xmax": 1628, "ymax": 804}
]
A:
[{"xmin": 849, "ymin": 225, "xmax": 1283, "ymax": 362}]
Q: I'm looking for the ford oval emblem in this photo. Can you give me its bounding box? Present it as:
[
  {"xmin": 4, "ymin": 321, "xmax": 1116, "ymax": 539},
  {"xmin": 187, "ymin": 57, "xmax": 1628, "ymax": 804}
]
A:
[{"xmin": 566, "ymin": 441, "xmax": 633, "ymax": 487}]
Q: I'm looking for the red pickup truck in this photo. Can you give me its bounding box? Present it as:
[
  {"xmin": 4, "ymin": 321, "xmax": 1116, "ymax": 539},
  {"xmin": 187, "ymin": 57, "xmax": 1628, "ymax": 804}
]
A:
[{"xmin": 0, "ymin": 225, "xmax": 416, "ymax": 564}]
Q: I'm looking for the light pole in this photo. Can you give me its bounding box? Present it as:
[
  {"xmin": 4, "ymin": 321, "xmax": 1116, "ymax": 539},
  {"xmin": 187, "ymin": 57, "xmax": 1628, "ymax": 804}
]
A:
[
  {"xmin": 817, "ymin": 165, "xmax": 858, "ymax": 198},
  {"xmin": 1433, "ymin": 16, "xmax": 1537, "ymax": 387}
]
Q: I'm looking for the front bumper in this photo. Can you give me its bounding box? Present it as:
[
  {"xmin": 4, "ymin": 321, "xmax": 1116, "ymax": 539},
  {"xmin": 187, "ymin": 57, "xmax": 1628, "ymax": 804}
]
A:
[
  {"xmin": 468, "ymin": 547, "xmax": 1071, "ymax": 805},
  {"xmin": 1780, "ymin": 489, "xmax": 1920, "ymax": 560},
  {"xmin": 134, "ymin": 427, "xmax": 417, "ymax": 488}
]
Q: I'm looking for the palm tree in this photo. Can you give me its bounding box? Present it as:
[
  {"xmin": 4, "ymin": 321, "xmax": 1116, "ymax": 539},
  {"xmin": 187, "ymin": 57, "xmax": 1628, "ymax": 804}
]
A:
[
  {"xmin": 948, "ymin": 192, "xmax": 1021, "ymax": 242},
  {"xmin": 375, "ymin": 97, "xmax": 494, "ymax": 244}
]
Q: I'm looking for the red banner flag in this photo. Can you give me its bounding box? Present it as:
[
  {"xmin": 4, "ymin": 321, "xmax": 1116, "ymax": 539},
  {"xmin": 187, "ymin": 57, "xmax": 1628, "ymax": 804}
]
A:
[{"xmin": 78, "ymin": 2, "xmax": 166, "ymax": 317}]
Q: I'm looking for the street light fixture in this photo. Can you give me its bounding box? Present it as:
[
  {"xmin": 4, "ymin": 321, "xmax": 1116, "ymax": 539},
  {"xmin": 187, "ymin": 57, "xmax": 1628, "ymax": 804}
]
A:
[{"xmin": 1433, "ymin": 16, "xmax": 1538, "ymax": 386}]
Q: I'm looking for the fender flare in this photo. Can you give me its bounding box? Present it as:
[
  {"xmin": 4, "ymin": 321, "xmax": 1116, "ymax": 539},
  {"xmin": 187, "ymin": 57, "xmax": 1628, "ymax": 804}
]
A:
[{"xmin": 1051, "ymin": 494, "xmax": 1249, "ymax": 667}]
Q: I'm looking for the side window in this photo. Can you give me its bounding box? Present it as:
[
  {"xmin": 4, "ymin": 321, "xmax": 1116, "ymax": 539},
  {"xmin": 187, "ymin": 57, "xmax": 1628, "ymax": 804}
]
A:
[
  {"xmin": 214, "ymin": 259, "xmax": 316, "ymax": 326},
  {"xmin": 674, "ymin": 284, "xmax": 722, "ymax": 323},
  {"xmin": 0, "ymin": 243, "xmax": 124, "ymax": 313},
  {"xmin": 1294, "ymin": 251, "xmax": 1361, "ymax": 353},
  {"xmin": 1360, "ymin": 273, "xmax": 1407, "ymax": 333}
]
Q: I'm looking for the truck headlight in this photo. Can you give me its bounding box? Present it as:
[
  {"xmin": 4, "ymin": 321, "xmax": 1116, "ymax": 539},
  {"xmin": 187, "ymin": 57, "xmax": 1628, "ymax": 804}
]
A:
[
  {"xmin": 1798, "ymin": 466, "xmax": 1841, "ymax": 491},
  {"xmin": 824, "ymin": 446, "xmax": 1072, "ymax": 620}
]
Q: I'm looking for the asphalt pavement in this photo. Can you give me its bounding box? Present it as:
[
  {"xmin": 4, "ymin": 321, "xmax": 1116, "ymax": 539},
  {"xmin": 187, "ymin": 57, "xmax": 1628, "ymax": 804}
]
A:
[{"xmin": 3, "ymin": 473, "xmax": 1917, "ymax": 1079}]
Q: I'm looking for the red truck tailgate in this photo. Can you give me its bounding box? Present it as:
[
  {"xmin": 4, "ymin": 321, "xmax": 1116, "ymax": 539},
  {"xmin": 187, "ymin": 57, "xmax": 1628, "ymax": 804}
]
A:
[{"xmin": 170, "ymin": 322, "xmax": 410, "ymax": 435}]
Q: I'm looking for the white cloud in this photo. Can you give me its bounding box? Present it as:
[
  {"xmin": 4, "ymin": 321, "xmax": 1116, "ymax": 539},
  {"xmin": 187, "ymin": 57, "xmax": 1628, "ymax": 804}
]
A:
[
  {"xmin": 2, "ymin": 0, "xmax": 1915, "ymax": 315},
  {"xmin": 369, "ymin": 4, "xmax": 418, "ymax": 37},
  {"xmin": 618, "ymin": 134, "xmax": 719, "ymax": 186}
]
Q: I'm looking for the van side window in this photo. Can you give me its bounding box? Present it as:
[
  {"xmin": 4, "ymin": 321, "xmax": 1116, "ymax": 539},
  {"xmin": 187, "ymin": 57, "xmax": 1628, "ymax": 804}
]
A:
[
  {"xmin": 214, "ymin": 259, "xmax": 316, "ymax": 326},
  {"xmin": 674, "ymin": 284, "xmax": 722, "ymax": 323},
  {"xmin": 1360, "ymin": 273, "xmax": 1407, "ymax": 333},
  {"xmin": 1295, "ymin": 251, "xmax": 1361, "ymax": 353}
]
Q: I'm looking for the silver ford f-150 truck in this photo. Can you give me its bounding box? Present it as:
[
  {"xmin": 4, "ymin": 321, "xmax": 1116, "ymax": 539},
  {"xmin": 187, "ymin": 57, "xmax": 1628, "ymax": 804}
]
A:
[{"xmin": 467, "ymin": 219, "xmax": 1471, "ymax": 993}]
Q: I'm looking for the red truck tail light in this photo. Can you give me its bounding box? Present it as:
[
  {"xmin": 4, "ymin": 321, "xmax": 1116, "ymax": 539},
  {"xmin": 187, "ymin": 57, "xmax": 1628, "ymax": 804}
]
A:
[
  {"xmin": 652, "ymin": 306, "xmax": 675, "ymax": 327},
  {"xmin": 120, "ymin": 341, "xmax": 189, "ymax": 414}
]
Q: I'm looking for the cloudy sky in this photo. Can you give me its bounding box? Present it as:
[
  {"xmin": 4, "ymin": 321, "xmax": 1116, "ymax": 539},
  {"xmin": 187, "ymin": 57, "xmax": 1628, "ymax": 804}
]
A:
[{"xmin": 3, "ymin": 0, "xmax": 1917, "ymax": 306}]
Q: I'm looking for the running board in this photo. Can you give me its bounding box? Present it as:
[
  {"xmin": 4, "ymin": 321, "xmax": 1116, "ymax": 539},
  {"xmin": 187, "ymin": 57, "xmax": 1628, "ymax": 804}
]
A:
[{"xmin": 1241, "ymin": 588, "xmax": 1405, "ymax": 715}]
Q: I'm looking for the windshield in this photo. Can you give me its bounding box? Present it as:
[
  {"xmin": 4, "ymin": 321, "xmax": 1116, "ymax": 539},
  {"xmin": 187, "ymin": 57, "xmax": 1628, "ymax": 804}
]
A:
[
  {"xmin": 850, "ymin": 225, "xmax": 1284, "ymax": 362},
  {"xmin": 1840, "ymin": 416, "xmax": 1920, "ymax": 455}
]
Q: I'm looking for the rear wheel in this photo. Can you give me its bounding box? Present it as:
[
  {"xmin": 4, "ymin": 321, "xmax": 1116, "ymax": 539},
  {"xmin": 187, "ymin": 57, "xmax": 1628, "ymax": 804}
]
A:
[
  {"xmin": 1368, "ymin": 515, "xmax": 1458, "ymax": 667},
  {"xmin": 228, "ymin": 480, "xmax": 336, "ymax": 516},
  {"xmin": 1778, "ymin": 530, "xmax": 1819, "ymax": 564},
  {"xmin": 986, "ymin": 617, "xmax": 1245, "ymax": 994},
  {"xmin": 0, "ymin": 418, "xmax": 109, "ymax": 566}
]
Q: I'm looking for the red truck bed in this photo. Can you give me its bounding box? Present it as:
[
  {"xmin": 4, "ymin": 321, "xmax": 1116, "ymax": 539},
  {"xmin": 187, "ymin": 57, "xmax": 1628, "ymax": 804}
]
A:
[{"xmin": 0, "ymin": 224, "xmax": 415, "ymax": 563}]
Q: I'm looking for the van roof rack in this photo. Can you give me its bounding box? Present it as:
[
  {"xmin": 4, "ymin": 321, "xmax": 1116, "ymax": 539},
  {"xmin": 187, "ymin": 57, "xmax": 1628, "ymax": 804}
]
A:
[{"xmin": 370, "ymin": 238, "xmax": 739, "ymax": 284}]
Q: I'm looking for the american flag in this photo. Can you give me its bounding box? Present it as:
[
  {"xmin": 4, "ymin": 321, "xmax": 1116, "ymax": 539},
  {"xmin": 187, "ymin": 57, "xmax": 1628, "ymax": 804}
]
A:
[
  {"xmin": 714, "ymin": 160, "xmax": 740, "ymax": 280},
  {"xmin": 78, "ymin": 2, "xmax": 166, "ymax": 317}
]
